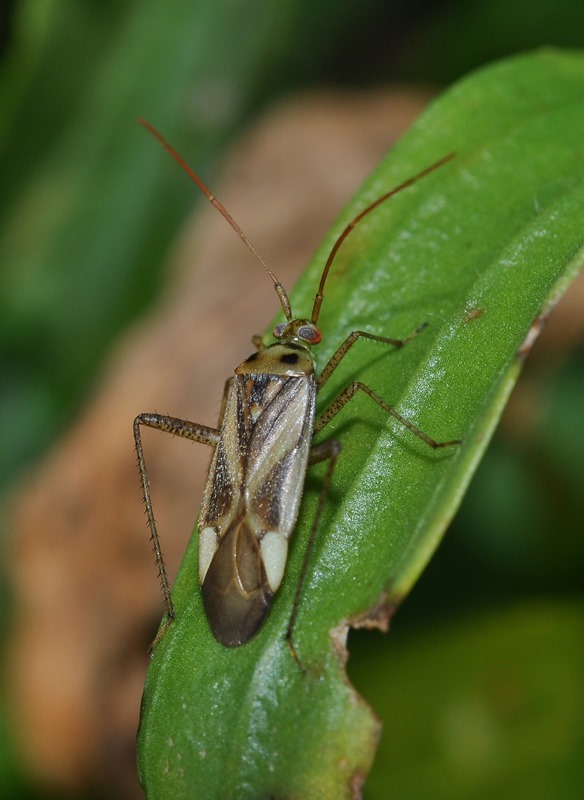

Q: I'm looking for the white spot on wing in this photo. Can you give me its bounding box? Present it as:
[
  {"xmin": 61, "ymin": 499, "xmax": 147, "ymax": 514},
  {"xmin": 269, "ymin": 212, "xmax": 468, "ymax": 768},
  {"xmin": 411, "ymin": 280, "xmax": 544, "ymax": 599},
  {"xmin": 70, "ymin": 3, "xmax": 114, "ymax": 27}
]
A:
[
  {"xmin": 199, "ymin": 527, "xmax": 218, "ymax": 583},
  {"xmin": 260, "ymin": 531, "xmax": 288, "ymax": 591}
]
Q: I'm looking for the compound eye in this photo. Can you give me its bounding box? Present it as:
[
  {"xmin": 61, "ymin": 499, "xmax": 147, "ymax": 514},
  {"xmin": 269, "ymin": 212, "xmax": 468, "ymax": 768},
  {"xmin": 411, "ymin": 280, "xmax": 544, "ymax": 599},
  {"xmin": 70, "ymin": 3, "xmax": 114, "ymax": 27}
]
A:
[
  {"xmin": 298, "ymin": 324, "xmax": 322, "ymax": 344},
  {"xmin": 273, "ymin": 323, "xmax": 287, "ymax": 338}
]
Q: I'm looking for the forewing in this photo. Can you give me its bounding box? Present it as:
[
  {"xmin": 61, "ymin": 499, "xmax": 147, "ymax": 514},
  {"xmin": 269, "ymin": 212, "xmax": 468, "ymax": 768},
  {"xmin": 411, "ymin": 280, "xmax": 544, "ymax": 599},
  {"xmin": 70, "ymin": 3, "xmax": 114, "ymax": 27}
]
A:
[{"xmin": 245, "ymin": 375, "xmax": 316, "ymax": 540}]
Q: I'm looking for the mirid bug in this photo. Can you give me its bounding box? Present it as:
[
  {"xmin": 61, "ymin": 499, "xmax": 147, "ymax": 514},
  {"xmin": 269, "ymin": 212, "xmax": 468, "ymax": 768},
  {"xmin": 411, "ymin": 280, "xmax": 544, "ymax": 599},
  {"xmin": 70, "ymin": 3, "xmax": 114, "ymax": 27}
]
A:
[{"xmin": 134, "ymin": 120, "xmax": 461, "ymax": 652}]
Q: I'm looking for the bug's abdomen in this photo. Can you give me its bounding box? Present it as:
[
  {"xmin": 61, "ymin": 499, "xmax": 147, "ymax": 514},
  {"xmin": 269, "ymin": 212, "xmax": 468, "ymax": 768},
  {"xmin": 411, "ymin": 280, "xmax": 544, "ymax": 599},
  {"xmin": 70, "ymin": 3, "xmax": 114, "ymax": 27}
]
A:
[{"xmin": 201, "ymin": 518, "xmax": 272, "ymax": 647}]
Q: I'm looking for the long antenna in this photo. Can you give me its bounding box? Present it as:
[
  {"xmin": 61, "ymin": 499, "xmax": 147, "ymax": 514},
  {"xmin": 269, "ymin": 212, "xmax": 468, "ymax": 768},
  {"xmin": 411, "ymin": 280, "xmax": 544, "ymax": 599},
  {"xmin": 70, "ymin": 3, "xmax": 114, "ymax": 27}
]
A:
[
  {"xmin": 139, "ymin": 118, "xmax": 292, "ymax": 321},
  {"xmin": 311, "ymin": 152, "xmax": 456, "ymax": 324}
]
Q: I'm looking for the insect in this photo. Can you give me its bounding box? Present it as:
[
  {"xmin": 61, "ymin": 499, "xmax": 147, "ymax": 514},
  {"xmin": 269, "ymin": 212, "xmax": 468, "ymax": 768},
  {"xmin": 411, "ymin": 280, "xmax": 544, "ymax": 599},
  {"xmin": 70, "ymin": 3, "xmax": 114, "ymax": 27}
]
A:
[{"xmin": 134, "ymin": 120, "xmax": 461, "ymax": 652}]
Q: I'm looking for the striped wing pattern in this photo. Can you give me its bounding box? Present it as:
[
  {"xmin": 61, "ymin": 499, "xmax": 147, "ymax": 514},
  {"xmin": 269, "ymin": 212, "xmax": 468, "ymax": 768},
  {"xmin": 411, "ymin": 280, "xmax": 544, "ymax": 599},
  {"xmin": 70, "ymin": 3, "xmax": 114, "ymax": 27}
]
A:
[{"xmin": 198, "ymin": 373, "xmax": 316, "ymax": 645}]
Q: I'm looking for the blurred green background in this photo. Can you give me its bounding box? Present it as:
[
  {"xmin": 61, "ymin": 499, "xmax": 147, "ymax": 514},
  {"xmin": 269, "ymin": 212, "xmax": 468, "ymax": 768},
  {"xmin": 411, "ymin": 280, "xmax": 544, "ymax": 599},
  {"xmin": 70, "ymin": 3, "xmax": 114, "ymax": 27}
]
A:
[{"xmin": 0, "ymin": 1, "xmax": 583, "ymax": 798}]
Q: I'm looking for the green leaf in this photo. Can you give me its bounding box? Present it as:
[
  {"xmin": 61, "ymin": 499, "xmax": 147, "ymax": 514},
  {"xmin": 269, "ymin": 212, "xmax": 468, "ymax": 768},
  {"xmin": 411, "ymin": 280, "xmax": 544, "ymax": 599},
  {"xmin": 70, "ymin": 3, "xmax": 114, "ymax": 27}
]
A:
[
  {"xmin": 351, "ymin": 602, "xmax": 584, "ymax": 800},
  {"xmin": 138, "ymin": 50, "xmax": 584, "ymax": 799}
]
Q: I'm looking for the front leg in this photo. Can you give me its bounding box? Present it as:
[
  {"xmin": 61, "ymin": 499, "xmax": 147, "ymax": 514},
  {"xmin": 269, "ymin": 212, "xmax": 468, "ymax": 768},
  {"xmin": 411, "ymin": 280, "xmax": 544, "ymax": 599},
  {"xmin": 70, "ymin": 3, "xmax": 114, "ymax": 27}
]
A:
[
  {"xmin": 317, "ymin": 323, "xmax": 428, "ymax": 389},
  {"xmin": 251, "ymin": 334, "xmax": 267, "ymax": 351},
  {"xmin": 133, "ymin": 413, "xmax": 220, "ymax": 650}
]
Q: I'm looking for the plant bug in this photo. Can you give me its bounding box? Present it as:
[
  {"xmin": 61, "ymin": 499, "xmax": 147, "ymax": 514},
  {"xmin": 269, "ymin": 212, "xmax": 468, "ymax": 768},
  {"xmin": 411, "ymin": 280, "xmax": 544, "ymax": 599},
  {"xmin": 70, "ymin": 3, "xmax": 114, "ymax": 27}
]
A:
[{"xmin": 134, "ymin": 120, "xmax": 461, "ymax": 653}]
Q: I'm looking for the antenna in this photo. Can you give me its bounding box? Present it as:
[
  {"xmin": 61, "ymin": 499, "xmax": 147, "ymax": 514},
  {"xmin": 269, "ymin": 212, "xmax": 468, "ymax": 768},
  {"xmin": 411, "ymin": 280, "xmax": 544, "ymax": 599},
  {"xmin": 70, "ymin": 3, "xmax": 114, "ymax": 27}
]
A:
[
  {"xmin": 310, "ymin": 152, "xmax": 456, "ymax": 324},
  {"xmin": 139, "ymin": 118, "xmax": 292, "ymax": 321}
]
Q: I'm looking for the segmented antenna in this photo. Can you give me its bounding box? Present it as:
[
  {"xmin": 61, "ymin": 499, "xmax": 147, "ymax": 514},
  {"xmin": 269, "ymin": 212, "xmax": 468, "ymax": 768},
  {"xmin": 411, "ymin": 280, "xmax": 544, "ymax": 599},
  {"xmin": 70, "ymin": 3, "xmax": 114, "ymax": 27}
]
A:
[
  {"xmin": 139, "ymin": 118, "xmax": 292, "ymax": 321},
  {"xmin": 310, "ymin": 152, "xmax": 455, "ymax": 324}
]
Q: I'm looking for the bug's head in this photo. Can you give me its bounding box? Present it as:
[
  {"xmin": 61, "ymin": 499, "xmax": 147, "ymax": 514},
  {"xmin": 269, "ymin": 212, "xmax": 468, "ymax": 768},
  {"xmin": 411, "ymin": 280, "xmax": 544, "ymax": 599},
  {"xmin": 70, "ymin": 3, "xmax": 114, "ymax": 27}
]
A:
[{"xmin": 273, "ymin": 319, "xmax": 322, "ymax": 347}]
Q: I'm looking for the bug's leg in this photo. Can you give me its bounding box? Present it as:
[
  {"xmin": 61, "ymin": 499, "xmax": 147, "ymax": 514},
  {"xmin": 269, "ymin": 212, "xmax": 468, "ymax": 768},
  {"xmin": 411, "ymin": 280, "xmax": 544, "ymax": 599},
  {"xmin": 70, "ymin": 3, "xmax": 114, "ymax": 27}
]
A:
[
  {"xmin": 314, "ymin": 382, "xmax": 462, "ymax": 448},
  {"xmin": 251, "ymin": 334, "xmax": 267, "ymax": 351},
  {"xmin": 317, "ymin": 324, "xmax": 428, "ymax": 389},
  {"xmin": 285, "ymin": 439, "xmax": 341, "ymax": 669},
  {"xmin": 133, "ymin": 413, "xmax": 220, "ymax": 652}
]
